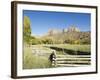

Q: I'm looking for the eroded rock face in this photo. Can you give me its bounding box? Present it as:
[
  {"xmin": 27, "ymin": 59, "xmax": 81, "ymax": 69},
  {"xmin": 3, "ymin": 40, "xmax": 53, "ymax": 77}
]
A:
[
  {"xmin": 67, "ymin": 26, "xmax": 80, "ymax": 32},
  {"xmin": 47, "ymin": 26, "xmax": 80, "ymax": 36}
]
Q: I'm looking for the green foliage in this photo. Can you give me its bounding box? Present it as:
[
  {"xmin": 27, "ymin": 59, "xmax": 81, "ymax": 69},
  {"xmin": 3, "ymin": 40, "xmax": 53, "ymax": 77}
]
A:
[
  {"xmin": 30, "ymin": 36, "xmax": 42, "ymax": 45},
  {"xmin": 80, "ymin": 38, "xmax": 91, "ymax": 44},
  {"xmin": 31, "ymin": 39, "xmax": 40, "ymax": 45},
  {"xmin": 23, "ymin": 16, "xmax": 31, "ymax": 44},
  {"xmin": 41, "ymin": 38, "xmax": 53, "ymax": 44},
  {"xmin": 74, "ymin": 40, "xmax": 80, "ymax": 44}
]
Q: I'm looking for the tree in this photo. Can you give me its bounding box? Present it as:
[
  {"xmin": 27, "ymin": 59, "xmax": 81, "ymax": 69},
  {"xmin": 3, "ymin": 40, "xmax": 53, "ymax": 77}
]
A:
[{"xmin": 23, "ymin": 16, "xmax": 31, "ymax": 45}]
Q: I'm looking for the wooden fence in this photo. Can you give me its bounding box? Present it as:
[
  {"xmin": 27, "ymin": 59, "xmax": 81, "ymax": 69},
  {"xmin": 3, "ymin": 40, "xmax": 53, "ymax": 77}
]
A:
[{"xmin": 51, "ymin": 52, "xmax": 91, "ymax": 67}]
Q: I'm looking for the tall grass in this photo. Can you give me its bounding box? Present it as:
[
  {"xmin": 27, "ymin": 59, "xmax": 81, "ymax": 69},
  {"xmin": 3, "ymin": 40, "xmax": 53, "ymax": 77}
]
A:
[
  {"xmin": 23, "ymin": 44, "xmax": 91, "ymax": 69},
  {"xmin": 23, "ymin": 46, "xmax": 52, "ymax": 69},
  {"xmin": 45, "ymin": 44, "xmax": 90, "ymax": 53}
]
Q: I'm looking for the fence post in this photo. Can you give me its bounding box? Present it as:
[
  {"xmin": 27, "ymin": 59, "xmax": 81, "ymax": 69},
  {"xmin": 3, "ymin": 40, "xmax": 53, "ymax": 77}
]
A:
[{"xmin": 52, "ymin": 50, "xmax": 57, "ymax": 67}]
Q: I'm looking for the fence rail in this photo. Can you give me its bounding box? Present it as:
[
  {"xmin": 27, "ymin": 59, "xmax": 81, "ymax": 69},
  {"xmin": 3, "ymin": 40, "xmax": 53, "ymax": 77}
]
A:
[{"xmin": 51, "ymin": 51, "xmax": 91, "ymax": 67}]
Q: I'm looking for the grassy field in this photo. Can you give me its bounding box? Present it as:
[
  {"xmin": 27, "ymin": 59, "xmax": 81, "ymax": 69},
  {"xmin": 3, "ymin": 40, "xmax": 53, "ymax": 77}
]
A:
[
  {"xmin": 45, "ymin": 44, "xmax": 90, "ymax": 53},
  {"xmin": 23, "ymin": 45, "xmax": 53, "ymax": 69},
  {"xmin": 23, "ymin": 44, "xmax": 90, "ymax": 69}
]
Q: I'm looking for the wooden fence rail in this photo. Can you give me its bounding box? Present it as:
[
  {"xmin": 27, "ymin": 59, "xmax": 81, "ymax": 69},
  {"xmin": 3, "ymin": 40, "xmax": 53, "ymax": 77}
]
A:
[{"xmin": 50, "ymin": 51, "xmax": 91, "ymax": 67}]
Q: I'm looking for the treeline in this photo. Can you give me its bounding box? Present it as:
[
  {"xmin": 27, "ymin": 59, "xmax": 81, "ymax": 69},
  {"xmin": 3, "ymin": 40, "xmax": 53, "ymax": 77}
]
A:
[{"xmin": 30, "ymin": 36, "xmax": 90, "ymax": 45}]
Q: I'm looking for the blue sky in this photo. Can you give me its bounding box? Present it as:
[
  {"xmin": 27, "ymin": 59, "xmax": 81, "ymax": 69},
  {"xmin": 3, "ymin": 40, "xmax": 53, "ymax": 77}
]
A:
[{"xmin": 23, "ymin": 10, "xmax": 91, "ymax": 36}]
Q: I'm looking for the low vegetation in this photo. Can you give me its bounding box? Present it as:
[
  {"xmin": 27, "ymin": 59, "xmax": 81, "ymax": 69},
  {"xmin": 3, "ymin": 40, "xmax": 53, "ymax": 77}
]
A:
[
  {"xmin": 23, "ymin": 46, "xmax": 52, "ymax": 69},
  {"xmin": 45, "ymin": 44, "xmax": 90, "ymax": 53}
]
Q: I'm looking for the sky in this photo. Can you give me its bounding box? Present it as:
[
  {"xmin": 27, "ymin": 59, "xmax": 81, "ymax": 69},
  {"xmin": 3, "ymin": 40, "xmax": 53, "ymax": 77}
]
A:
[{"xmin": 23, "ymin": 10, "xmax": 91, "ymax": 36}]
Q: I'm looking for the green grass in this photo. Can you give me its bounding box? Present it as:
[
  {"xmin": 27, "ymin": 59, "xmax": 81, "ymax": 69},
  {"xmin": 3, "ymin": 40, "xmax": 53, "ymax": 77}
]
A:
[
  {"xmin": 23, "ymin": 44, "xmax": 91, "ymax": 69},
  {"xmin": 45, "ymin": 44, "xmax": 90, "ymax": 53},
  {"xmin": 23, "ymin": 46, "xmax": 52, "ymax": 69},
  {"xmin": 61, "ymin": 44, "xmax": 90, "ymax": 53}
]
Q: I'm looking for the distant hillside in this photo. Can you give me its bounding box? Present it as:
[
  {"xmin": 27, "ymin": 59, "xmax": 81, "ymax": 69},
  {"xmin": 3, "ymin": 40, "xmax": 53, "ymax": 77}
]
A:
[
  {"xmin": 41, "ymin": 26, "xmax": 90, "ymax": 44},
  {"xmin": 47, "ymin": 26, "xmax": 80, "ymax": 36}
]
